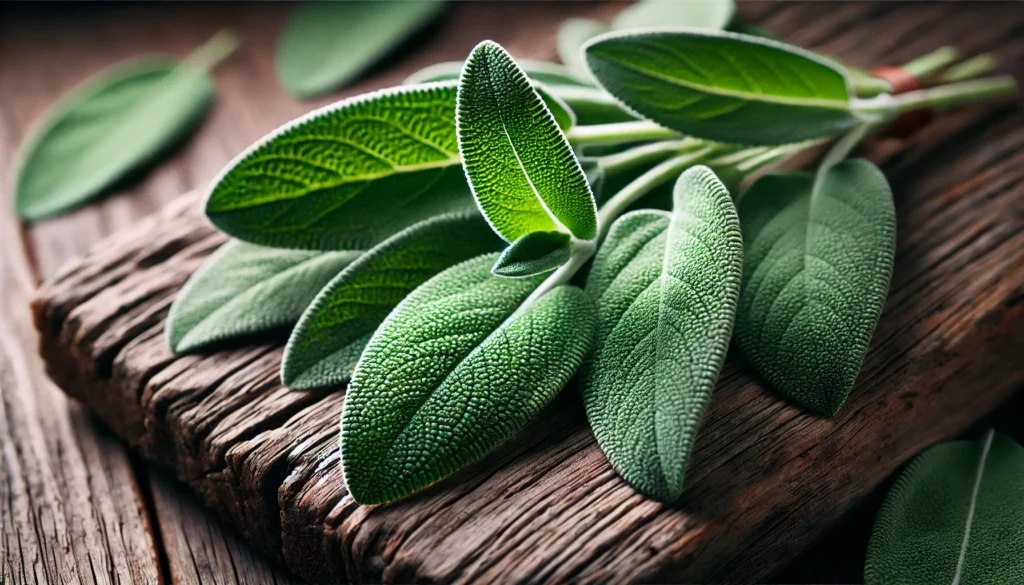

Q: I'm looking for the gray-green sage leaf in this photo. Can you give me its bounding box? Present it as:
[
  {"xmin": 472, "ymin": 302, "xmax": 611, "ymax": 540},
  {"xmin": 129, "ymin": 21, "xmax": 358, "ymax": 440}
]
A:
[
  {"xmin": 583, "ymin": 166, "xmax": 742, "ymax": 502},
  {"xmin": 492, "ymin": 230, "xmax": 572, "ymax": 278}
]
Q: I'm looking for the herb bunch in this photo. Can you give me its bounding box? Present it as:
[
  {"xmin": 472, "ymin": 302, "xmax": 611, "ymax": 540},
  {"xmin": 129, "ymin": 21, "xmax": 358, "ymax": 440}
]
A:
[{"xmin": 167, "ymin": 7, "xmax": 1016, "ymax": 509}]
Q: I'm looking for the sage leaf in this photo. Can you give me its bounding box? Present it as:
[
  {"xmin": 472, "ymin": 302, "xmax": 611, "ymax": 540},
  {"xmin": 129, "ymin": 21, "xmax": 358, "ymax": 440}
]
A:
[
  {"xmin": 558, "ymin": 18, "xmax": 609, "ymax": 79},
  {"xmin": 14, "ymin": 32, "xmax": 237, "ymax": 221},
  {"xmin": 206, "ymin": 82, "xmax": 477, "ymax": 251},
  {"xmin": 582, "ymin": 166, "xmax": 742, "ymax": 502},
  {"xmin": 866, "ymin": 431, "xmax": 1024, "ymax": 585},
  {"xmin": 492, "ymin": 230, "xmax": 572, "ymax": 278},
  {"xmin": 734, "ymin": 159, "xmax": 895, "ymax": 416},
  {"xmin": 545, "ymin": 85, "xmax": 638, "ymax": 125},
  {"xmin": 342, "ymin": 253, "xmax": 596, "ymax": 504},
  {"xmin": 534, "ymin": 84, "xmax": 576, "ymax": 131},
  {"xmin": 612, "ymin": 0, "xmax": 735, "ymax": 31},
  {"xmin": 584, "ymin": 29, "xmax": 860, "ymax": 145},
  {"xmin": 281, "ymin": 211, "xmax": 503, "ymax": 390},
  {"xmin": 456, "ymin": 41, "xmax": 597, "ymax": 242},
  {"xmin": 276, "ymin": 0, "xmax": 445, "ymax": 99},
  {"xmin": 405, "ymin": 59, "xmax": 591, "ymax": 88},
  {"xmin": 166, "ymin": 241, "xmax": 361, "ymax": 353}
]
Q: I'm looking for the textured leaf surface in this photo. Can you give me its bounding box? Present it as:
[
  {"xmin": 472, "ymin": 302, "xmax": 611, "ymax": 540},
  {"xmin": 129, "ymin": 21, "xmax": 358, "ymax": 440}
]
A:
[
  {"xmin": 206, "ymin": 82, "xmax": 477, "ymax": 250},
  {"xmin": 276, "ymin": 0, "xmax": 445, "ymax": 99},
  {"xmin": 866, "ymin": 431, "xmax": 1024, "ymax": 585},
  {"xmin": 584, "ymin": 29, "xmax": 859, "ymax": 145},
  {"xmin": 612, "ymin": 0, "xmax": 735, "ymax": 31},
  {"xmin": 582, "ymin": 166, "xmax": 742, "ymax": 502},
  {"xmin": 492, "ymin": 230, "xmax": 572, "ymax": 278},
  {"xmin": 15, "ymin": 58, "xmax": 213, "ymax": 221},
  {"xmin": 456, "ymin": 41, "xmax": 597, "ymax": 242},
  {"xmin": 281, "ymin": 212, "xmax": 503, "ymax": 390},
  {"xmin": 342, "ymin": 254, "xmax": 596, "ymax": 504},
  {"xmin": 734, "ymin": 159, "xmax": 895, "ymax": 416},
  {"xmin": 558, "ymin": 18, "xmax": 609, "ymax": 79},
  {"xmin": 166, "ymin": 241, "xmax": 360, "ymax": 353},
  {"xmin": 405, "ymin": 59, "xmax": 591, "ymax": 88}
]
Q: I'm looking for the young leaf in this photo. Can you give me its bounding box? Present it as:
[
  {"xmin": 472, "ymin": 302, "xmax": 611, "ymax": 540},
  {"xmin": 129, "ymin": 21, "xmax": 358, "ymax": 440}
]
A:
[
  {"xmin": 544, "ymin": 85, "xmax": 639, "ymax": 125},
  {"xmin": 206, "ymin": 82, "xmax": 477, "ymax": 251},
  {"xmin": 14, "ymin": 32, "xmax": 236, "ymax": 221},
  {"xmin": 558, "ymin": 18, "xmax": 609, "ymax": 79},
  {"xmin": 166, "ymin": 241, "xmax": 361, "ymax": 353},
  {"xmin": 342, "ymin": 253, "xmax": 596, "ymax": 504},
  {"xmin": 405, "ymin": 59, "xmax": 592, "ymax": 88},
  {"xmin": 492, "ymin": 230, "xmax": 572, "ymax": 278},
  {"xmin": 865, "ymin": 431, "xmax": 1024, "ymax": 585},
  {"xmin": 276, "ymin": 0, "xmax": 445, "ymax": 99},
  {"xmin": 534, "ymin": 84, "xmax": 576, "ymax": 131},
  {"xmin": 582, "ymin": 166, "xmax": 742, "ymax": 502},
  {"xmin": 584, "ymin": 29, "xmax": 860, "ymax": 145},
  {"xmin": 734, "ymin": 159, "xmax": 895, "ymax": 416},
  {"xmin": 456, "ymin": 41, "xmax": 597, "ymax": 242},
  {"xmin": 281, "ymin": 211, "xmax": 503, "ymax": 390},
  {"xmin": 612, "ymin": 0, "xmax": 735, "ymax": 31}
]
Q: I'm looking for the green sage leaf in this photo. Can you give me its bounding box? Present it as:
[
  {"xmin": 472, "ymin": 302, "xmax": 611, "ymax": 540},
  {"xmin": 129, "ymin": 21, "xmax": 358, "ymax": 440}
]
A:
[
  {"xmin": 582, "ymin": 166, "xmax": 742, "ymax": 502},
  {"xmin": 166, "ymin": 241, "xmax": 361, "ymax": 353},
  {"xmin": 456, "ymin": 41, "xmax": 597, "ymax": 242},
  {"xmin": 276, "ymin": 0, "xmax": 445, "ymax": 99},
  {"xmin": 584, "ymin": 29, "xmax": 859, "ymax": 145},
  {"xmin": 558, "ymin": 18, "xmax": 610, "ymax": 79},
  {"xmin": 405, "ymin": 59, "xmax": 591, "ymax": 88},
  {"xmin": 547, "ymin": 85, "xmax": 639, "ymax": 125},
  {"xmin": 492, "ymin": 230, "xmax": 572, "ymax": 278},
  {"xmin": 14, "ymin": 49, "xmax": 222, "ymax": 221},
  {"xmin": 534, "ymin": 84, "xmax": 576, "ymax": 131},
  {"xmin": 866, "ymin": 431, "xmax": 1024, "ymax": 585},
  {"xmin": 206, "ymin": 82, "xmax": 477, "ymax": 251},
  {"xmin": 734, "ymin": 159, "xmax": 895, "ymax": 416},
  {"xmin": 281, "ymin": 211, "xmax": 503, "ymax": 390},
  {"xmin": 342, "ymin": 253, "xmax": 596, "ymax": 504},
  {"xmin": 612, "ymin": 0, "xmax": 735, "ymax": 31}
]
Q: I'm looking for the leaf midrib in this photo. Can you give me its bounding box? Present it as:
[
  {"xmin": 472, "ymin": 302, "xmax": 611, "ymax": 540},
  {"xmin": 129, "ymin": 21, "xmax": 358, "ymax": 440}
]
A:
[
  {"xmin": 594, "ymin": 50, "xmax": 850, "ymax": 111},
  {"xmin": 952, "ymin": 430, "xmax": 995, "ymax": 585}
]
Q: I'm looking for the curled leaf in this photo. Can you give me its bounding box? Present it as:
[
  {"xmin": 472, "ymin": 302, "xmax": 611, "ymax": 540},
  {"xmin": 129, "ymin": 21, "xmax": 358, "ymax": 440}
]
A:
[
  {"xmin": 583, "ymin": 166, "xmax": 742, "ymax": 502},
  {"xmin": 456, "ymin": 41, "xmax": 597, "ymax": 242},
  {"xmin": 206, "ymin": 82, "xmax": 476, "ymax": 251},
  {"xmin": 734, "ymin": 159, "xmax": 895, "ymax": 415},
  {"xmin": 492, "ymin": 230, "xmax": 572, "ymax": 278},
  {"xmin": 167, "ymin": 241, "xmax": 360, "ymax": 353},
  {"xmin": 342, "ymin": 253, "xmax": 596, "ymax": 504},
  {"xmin": 281, "ymin": 212, "xmax": 503, "ymax": 390}
]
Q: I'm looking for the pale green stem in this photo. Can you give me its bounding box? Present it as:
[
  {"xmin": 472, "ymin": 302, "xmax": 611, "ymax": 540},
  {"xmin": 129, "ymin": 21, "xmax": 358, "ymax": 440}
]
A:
[
  {"xmin": 183, "ymin": 29, "xmax": 241, "ymax": 71},
  {"xmin": 595, "ymin": 138, "xmax": 701, "ymax": 176},
  {"xmin": 855, "ymin": 75, "xmax": 1017, "ymax": 119},
  {"xmin": 567, "ymin": 120, "xmax": 682, "ymax": 146},
  {"xmin": 730, "ymin": 139, "xmax": 824, "ymax": 174},
  {"xmin": 900, "ymin": 46, "xmax": 959, "ymax": 79},
  {"xmin": 940, "ymin": 54, "xmax": 999, "ymax": 83}
]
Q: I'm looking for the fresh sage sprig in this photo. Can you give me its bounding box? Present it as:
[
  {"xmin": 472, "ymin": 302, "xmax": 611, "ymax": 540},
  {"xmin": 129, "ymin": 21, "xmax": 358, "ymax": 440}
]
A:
[
  {"xmin": 174, "ymin": 16, "xmax": 1015, "ymax": 508},
  {"xmin": 14, "ymin": 31, "xmax": 238, "ymax": 222}
]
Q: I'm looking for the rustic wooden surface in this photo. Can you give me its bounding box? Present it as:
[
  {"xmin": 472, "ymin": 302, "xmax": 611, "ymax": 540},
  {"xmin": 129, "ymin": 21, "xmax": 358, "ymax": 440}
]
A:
[{"xmin": 3, "ymin": 2, "xmax": 1024, "ymax": 584}]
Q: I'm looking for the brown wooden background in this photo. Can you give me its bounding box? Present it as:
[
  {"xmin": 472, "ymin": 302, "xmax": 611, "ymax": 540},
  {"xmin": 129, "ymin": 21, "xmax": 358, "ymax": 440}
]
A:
[{"xmin": 2, "ymin": 2, "xmax": 1022, "ymax": 584}]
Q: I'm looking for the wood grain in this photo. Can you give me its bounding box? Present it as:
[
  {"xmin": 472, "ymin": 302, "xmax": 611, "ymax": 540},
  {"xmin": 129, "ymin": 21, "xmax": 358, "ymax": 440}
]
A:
[{"xmin": 6, "ymin": 1, "xmax": 1024, "ymax": 583}]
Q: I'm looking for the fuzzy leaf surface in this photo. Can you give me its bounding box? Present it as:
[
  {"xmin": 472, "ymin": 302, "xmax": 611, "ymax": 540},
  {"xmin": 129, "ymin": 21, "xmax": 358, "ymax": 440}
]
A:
[
  {"xmin": 456, "ymin": 41, "xmax": 597, "ymax": 242},
  {"xmin": 584, "ymin": 29, "xmax": 858, "ymax": 145},
  {"xmin": 734, "ymin": 159, "xmax": 895, "ymax": 416},
  {"xmin": 276, "ymin": 0, "xmax": 445, "ymax": 99},
  {"xmin": 583, "ymin": 166, "xmax": 742, "ymax": 502},
  {"xmin": 282, "ymin": 212, "xmax": 503, "ymax": 390},
  {"xmin": 342, "ymin": 253, "xmax": 596, "ymax": 504},
  {"xmin": 206, "ymin": 82, "xmax": 477, "ymax": 250},
  {"xmin": 166, "ymin": 241, "xmax": 360, "ymax": 353},
  {"xmin": 866, "ymin": 431, "xmax": 1024, "ymax": 585},
  {"xmin": 492, "ymin": 230, "xmax": 572, "ymax": 278},
  {"xmin": 15, "ymin": 58, "xmax": 213, "ymax": 221},
  {"xmin": 612, "ymin": 0, "xmax": 735, "ymax": 31}
]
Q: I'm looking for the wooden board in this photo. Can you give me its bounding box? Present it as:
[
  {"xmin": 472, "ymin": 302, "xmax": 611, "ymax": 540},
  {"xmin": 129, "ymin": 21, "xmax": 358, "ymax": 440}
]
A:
[{"xmin": 6, "ymin": 1, "xmax": 1024, "ymax": 583}]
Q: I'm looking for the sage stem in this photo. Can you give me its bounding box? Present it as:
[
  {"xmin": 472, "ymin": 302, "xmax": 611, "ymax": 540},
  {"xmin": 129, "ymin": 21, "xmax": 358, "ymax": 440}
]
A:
[
  {"xmin": 183, "ymin": 29, "xmax": 241, "ymax": 72},
  {"xmin": 900, "ymin": 46, "xmax": 959, "ymax": 79},
  {"xmin": 891, "ymin": 75, "xmax": 1017, "ymax": 113},
  {"xmin": 567, "ymin": 120, "xmax": 682, "ymax": 147},
  {"xmin": 596, "ymin": 139, "xmax": 701, "ymax": 176},
  {"xmin": 940, "ymin": 54, "xmax": 999, "ymax": 83}
]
